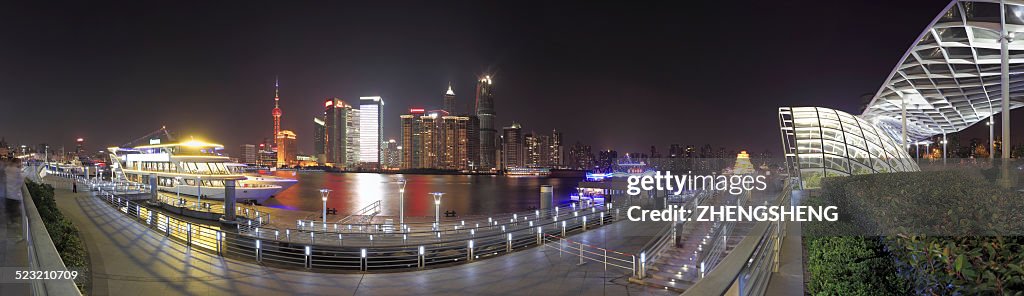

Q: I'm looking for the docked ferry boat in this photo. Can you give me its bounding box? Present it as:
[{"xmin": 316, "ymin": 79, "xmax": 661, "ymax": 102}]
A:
[
  {"xmin": 225, "ymin": 163, "xmax": 298, "ymax": 192},
  {"xmin": 108, "ymin": 140, "xmax": 282, "ymax": 203}
]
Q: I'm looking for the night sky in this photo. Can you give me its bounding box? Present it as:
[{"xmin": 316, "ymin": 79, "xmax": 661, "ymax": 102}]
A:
[{"xmin": 2, "ymin": 0, "xmax": 1015, "ymax": 157}]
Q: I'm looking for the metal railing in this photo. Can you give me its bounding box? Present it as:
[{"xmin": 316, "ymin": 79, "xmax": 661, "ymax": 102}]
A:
[
  {"xmin": 18, "ymin": 181, "xmax": 84, "ymax": 296},
  {"xmin": 635, "ymin": 221, "xmax": 676, "ymax": 279},
  {"xmin": 542, "ymin": 233, "xmax": 636, "ymax": 274},
  {"xmin": 681, "ymin": 181, "xmax": 793, "ymax": 296},
  {"xmin": 74, "ymin": 173, "xmax": 630, "ymax": 272}
]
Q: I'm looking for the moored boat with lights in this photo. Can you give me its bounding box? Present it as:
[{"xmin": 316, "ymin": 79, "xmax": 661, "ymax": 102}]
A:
[{"xmin": 108, "ymin": 139, "xmax": 282, "ymax": 204}]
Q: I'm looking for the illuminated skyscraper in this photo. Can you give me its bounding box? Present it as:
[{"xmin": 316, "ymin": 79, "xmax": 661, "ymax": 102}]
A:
[
  {"xmin": 549, "ymin": 129, "xmax": 563, "ymax": 168},
  {"xmin": 383, "ymin": 139, "xmax": 400, "ymax": 169},
  {"xmin": 502, "ymin": 122, "xmax": 522, "ymax": 169},
  {"xmin": 313, "ymin": 117, "xmax": 326, "ymax": 165},
  {"xmin": 276, "ymin": 130, "xmax": 297, "ymax": 167},
  {"xmin": 475, "ymin": 75, "xmax": 496, "ymax": 170},
  {"xmin": 443, "ymin": 83, "xmax": 456, "ymax": 114},
  {"xmin": 466, "ymin": 116, "xmax": 480, "ymax": 170},
  {"xmin": 442, "ymin": 115, "xmax": 470, "ymax": 170},
  {"xmin": 400, "ymin": 108, "xmax": 426, "ymax": 169},
  {"xmin": 324, "ymin": 98, "xmax": 359, "ymax": 169},
  {"xmin": 359, "ymin": 96, "xmax": 383, "ymax": 168},
  {"xmin": 75, "ymin": 138, "xmax": 85, "ymax": 157}
]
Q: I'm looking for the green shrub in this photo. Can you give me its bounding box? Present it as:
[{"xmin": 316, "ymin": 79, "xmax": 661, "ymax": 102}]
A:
[
  {"xmin": 812, "ymin": 170, "xmax": 1024, "ymax": 294},
  {"xmin": 805, "ymin": 235, "xmax": 909, "ymax": 295},
  {"xmin": 25, "ymin": 180, "xmax": 89, "ymax": 269}
]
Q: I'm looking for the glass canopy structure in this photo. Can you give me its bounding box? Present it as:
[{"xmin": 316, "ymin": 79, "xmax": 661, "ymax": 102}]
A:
[
  {"xmin": 861, "ymin": 0, "xmax": 1024, "ymax": 142},
  {"xmin": 781, "ymin": 0, "xmax": 1024, "ymax": 187},
  {"xmin": 779, "ymin": 107, "xmax": 919, "ymax": 188}
]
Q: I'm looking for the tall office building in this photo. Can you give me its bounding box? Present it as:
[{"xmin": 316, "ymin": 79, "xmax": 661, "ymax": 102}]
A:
[
  {"xmin": 549, "ymin": 129, "xmax": 563, "ymax": 168},
  {"xmin": 276, "ymin": 130, "xmax": 297, "ymax": 167},
  {"xmin": 324, "ymin": 98, "xmax": 359, "ymax": 169},
  {"xmin": 502, "ymin": 123, "xmax": 523, "ymax": 169},
  {"xmin": 475, "ymin": 75, "xmax": 496, "ymax": 170},
  {"xmin": 313, "ymin": 117, "xmax": 326, "ymax": 165},
  {"xmin": 442, "ymin": 115, "xmax": 470, "ymax": 170},
  {"xmin": 443, "ymin": 83, "xmax": 456, "ymax": 114},
  {"xmin": 524, "ymin": 132, "xmax": 541, "ymax": 167},
  {"xmin": 569, "ymin": 141, "xmax": 594, "ymax": 170},
  {"xmin": 466, "ymin": 116, "xmax": 480, "ymax": 171},
  {"xmin": 383, "ymin": 139, "xmax": 400, "ymax": 169},
  {"xmin": 359, "ymin": 96, "xmax": 383, "ymax": 168},
  {"xmin": 400, "ymin": 108, "xmax": 426, "ymax": 169},
  {"xmin": 239, "ymin": 144, "xmax": 257, "ymax": 165},
  {"xmin": 74, "ymin": 138, "xmax": 85, "ymax": 157},
  {"xmin": 418, "ymin": 111, "xmax": 441, "ymax": 169}
]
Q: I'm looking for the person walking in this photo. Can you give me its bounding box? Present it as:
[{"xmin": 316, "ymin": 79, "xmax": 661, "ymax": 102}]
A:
[{"xmin": 72, "ymin": 181, "xmax": 77, "ymax": 193}]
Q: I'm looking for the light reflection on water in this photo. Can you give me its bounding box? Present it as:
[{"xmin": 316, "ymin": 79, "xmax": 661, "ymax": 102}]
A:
[{"xmin": 261, "ymin": 171, "xmax": 582, "ymax": 216}]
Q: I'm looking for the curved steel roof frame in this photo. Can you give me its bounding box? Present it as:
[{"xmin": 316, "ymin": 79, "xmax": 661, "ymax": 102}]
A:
[{"xmin": 862, "ymin": 0, "xmax": 1024, "ymax": 142}]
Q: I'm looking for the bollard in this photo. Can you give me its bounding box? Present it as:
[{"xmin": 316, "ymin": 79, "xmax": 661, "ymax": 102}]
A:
[
  {"xmin": 536, "ymin": 227, "xmax": 542, "ymax": 245},
  {"xmin": 305, "ymin": 246, "xmax": 312, "ymax": 269},
  {"xmin": 562, "ymin": 221, "xmax": 566, "ymax": 237},
  {"xmin": 582, "ymin": 216, "xmax": 587, "ymax": 231},
  {"xmin": 418, "ymin": 246, "xmax": 425, "ymax": 268},
  {"xmin": 360, "ymin": 249, "xmax": 367, "ymax": 271},
  {"xmin": 255, "ymin": 240, "xmax": 262, "ymax": 262},
  {"xmin": 507, "ymin": 233, "xmax": 512, "ymax": 252},
  {"xmin": 468, "ymin": 240, "xmax": 474, "ymax": 261}
]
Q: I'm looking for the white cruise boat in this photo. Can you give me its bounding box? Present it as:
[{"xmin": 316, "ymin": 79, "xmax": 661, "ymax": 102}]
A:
[
  {"xmin": 108, "ymin": 140, "xmax": 281, "ymax": 204},
  {"xmin": 225, "ymin": 163, "xmax": 298, "ymax": 193}
]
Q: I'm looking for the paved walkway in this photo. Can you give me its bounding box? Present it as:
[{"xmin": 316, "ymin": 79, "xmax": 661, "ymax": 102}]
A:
[{"xmin": 53, "ymin": 183, "xmax": 675, "ymax": 295}]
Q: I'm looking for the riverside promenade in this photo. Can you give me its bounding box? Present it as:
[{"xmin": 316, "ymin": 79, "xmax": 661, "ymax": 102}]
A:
[{"xmin": 48, "ymin": 179, "xmax": 674, "ymax": 295}]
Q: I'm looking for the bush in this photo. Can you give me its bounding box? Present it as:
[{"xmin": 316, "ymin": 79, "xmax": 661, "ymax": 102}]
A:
[
  {"xmin": 805, "ymin": 235, "xmax": 909, "ymax": 295},
  {"xmin": 812, "ymin": 170, "xmax": 1024, "ymax": 294},
  {"xmin": 25, "ymin": 180, "xmax": 89, "ymax": 269}
]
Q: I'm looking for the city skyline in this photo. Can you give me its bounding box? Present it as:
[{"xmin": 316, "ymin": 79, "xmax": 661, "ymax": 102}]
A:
[{"xmin": 8, "ymin": 0, "xmax": 1024, "ymax": 157}]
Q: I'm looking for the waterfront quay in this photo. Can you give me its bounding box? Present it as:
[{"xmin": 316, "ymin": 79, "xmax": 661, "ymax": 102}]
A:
[
  {"xmin": 42, "ymin": 173, "xmax": 652, "ymax": 273},
  {"xmin": 31, "ymin": 172, "xmax": 677, "ymax": 295}
]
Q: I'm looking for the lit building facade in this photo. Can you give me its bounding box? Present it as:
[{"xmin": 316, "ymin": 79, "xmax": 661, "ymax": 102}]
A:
[
  {"xmin": 382, "ymin": 139, "xmax": 401, "ymax": 170},
  {"xmin": 239, "ymin": 144, "xmax": 256, "ymax": 165},
  {"xmin": 443, "ymin": 83, "xmax": 456, "ymax": 114},
  {"xmin": 441, "ymin": 115, "xmax": 470, "ymax": 170},
  {"xmin": 313, "ymin": 117, "xmax": 326, "ymax": 165},
  {"xmin": 324, "ymin": 98, "xmax": 359, "ymax": 169},
  {"xmin": 400, "ymin": 109, "xmax": 426, "ymax": 169},
  {"xmin": 475, "ymin": 75, "xmax": 497, "ymax": 170},
  {"xmin": 276, "ymin": 130, "xmax": 297, "ymax": 167},
  {"xmin": 502, "ymin": 123, "xmax": 523, "ymax": 169},
  {"xmin": 359, "ymin": 96, "xmax": 383, "ymax": 168}
]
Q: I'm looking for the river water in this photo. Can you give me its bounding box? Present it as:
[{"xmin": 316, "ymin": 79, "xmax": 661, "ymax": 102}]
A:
[{"xmin": 261, "ymin": 171, "xmax": 583, "ymax": 217}]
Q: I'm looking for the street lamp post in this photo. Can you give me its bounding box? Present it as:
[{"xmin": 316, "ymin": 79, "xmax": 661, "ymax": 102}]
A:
[
  {"xmin": 398, "ymin": 179, "xmax": 407, "ymax": 228},
  {"xmin": 320, "ymin": 189, "xmax": 332, "ymax": 226},
  {"xmin": 430, "ymin": 192, "xmax": 444, "ymax": 230}
]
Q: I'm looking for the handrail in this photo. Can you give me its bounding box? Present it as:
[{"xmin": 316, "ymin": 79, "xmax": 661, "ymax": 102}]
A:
[
  {"xmin": 337, "ymin": 200, "xmax": 382, "ymax": 224},
  {"xmin": 20, "ymin": 182, "xmax": 83, "ymax": 296},
  {"xmin": 681, "ymin": 180, "xmax": 792, "ymax": 296}
]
